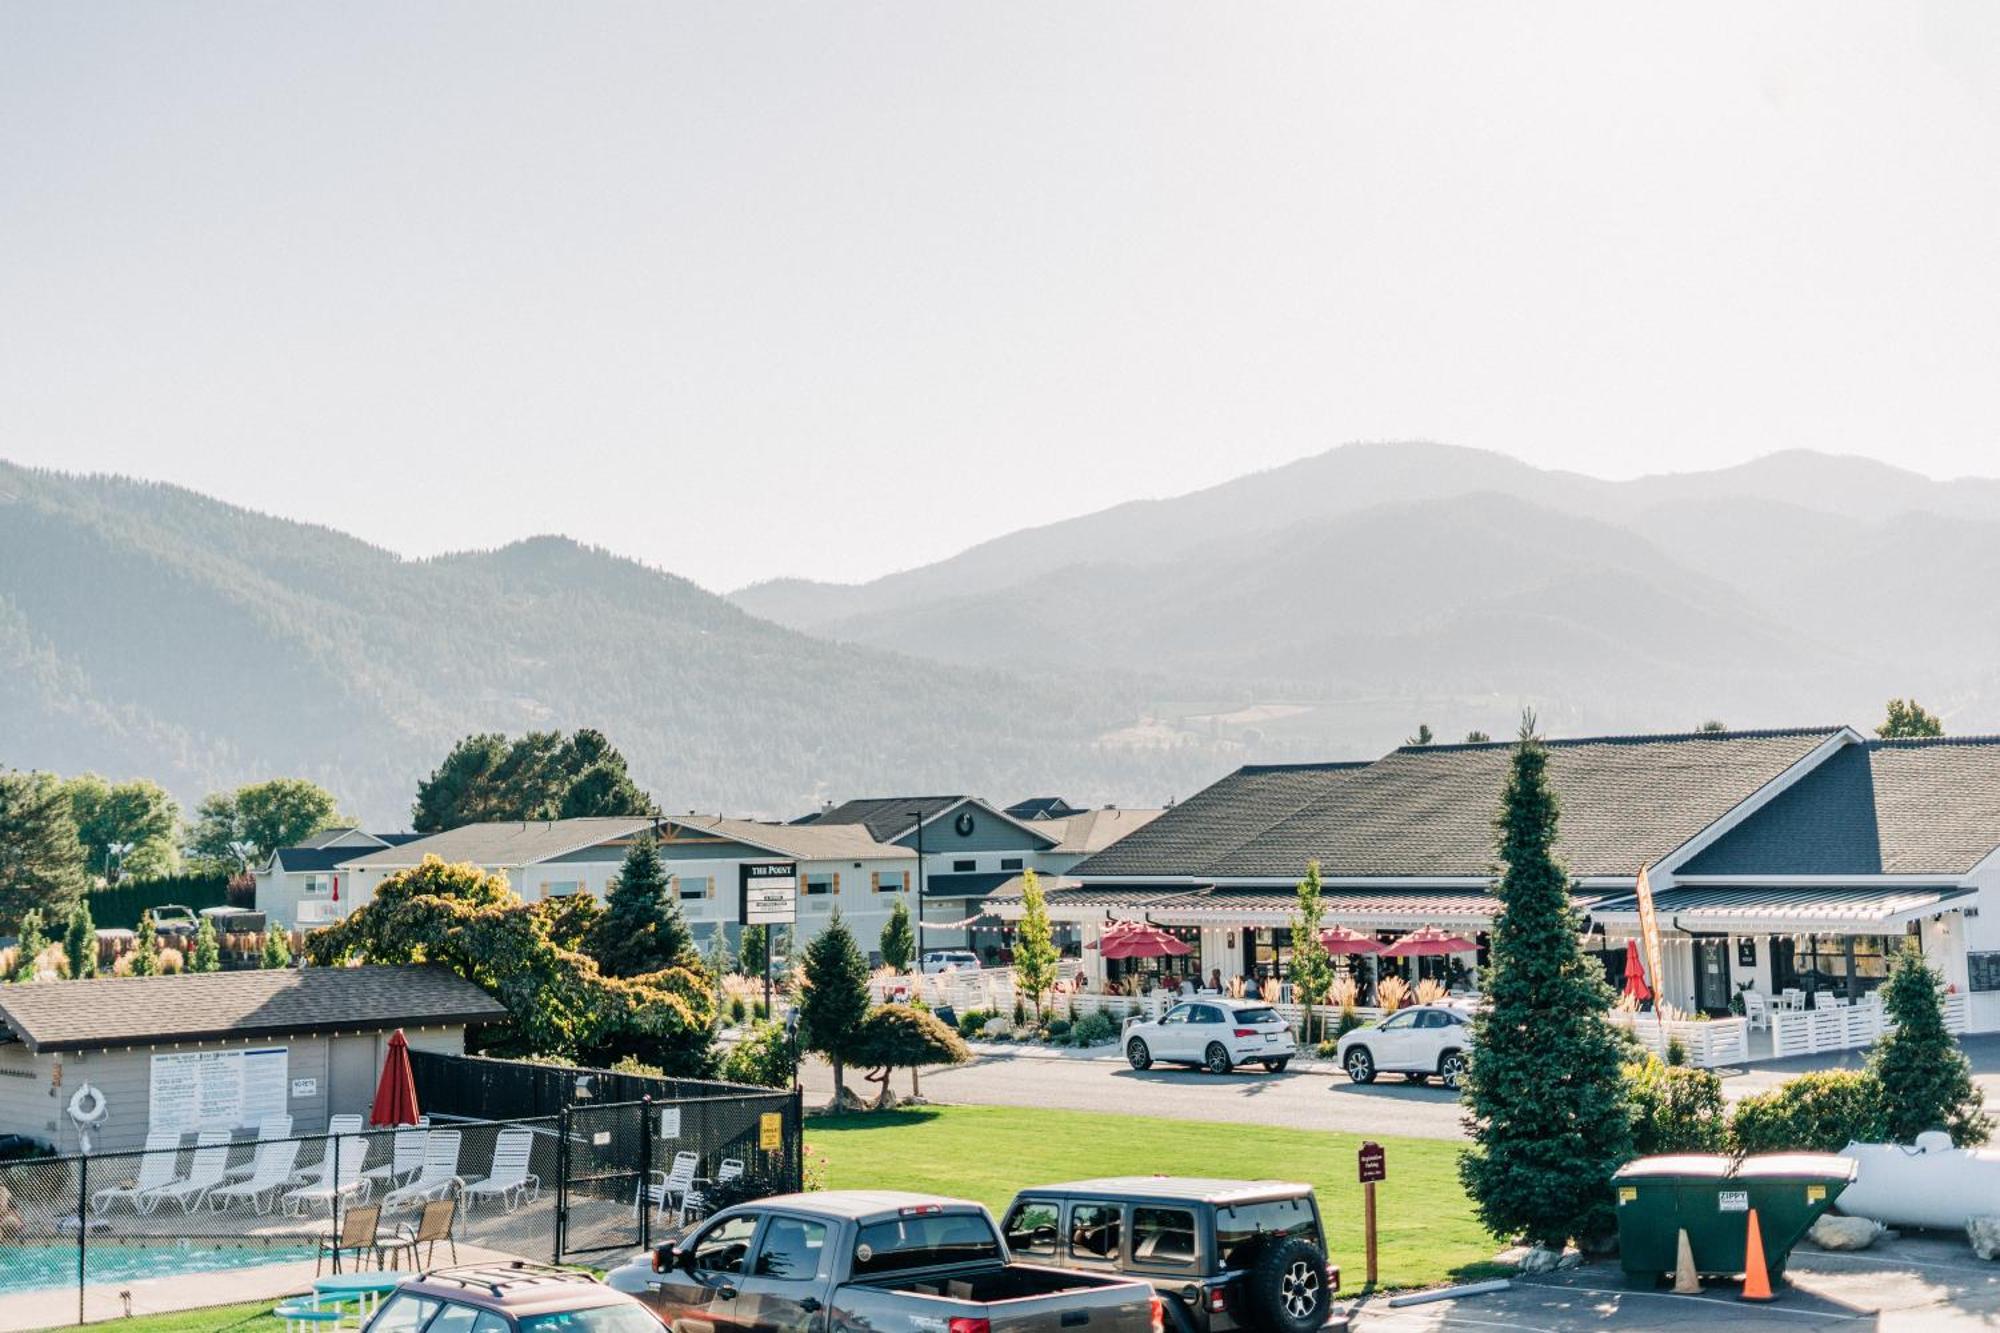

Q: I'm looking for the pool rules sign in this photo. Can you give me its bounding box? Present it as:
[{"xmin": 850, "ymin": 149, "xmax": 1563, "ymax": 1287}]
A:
[{"xmin": 740, "ymin": 862, "xmax": 798, "ymax": 925}]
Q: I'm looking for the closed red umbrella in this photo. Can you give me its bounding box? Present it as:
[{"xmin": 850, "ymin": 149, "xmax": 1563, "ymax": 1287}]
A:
[
  {"xmin": 1381, "ymin": 925, "xmax": 1478, "ymax": 958},
  {"xmin": 1319, "ymin": 925, "xmax": 1384, "ymax": 955},
  {"xmin": 370, "ymin": 1028, "xmax": 421, "ymax": 1127},
  {"xmin": 1622, "ymin": 939, "xmax": 1653, "ymax": 1003}
]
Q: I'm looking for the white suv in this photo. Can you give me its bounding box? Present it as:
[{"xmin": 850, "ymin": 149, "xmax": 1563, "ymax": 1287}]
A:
[
  {"xmin": 1334, "ymin": 1004, "xmax": 1474, "ymax": 1089},
  {"xmin": 921, "ymin": 950, "xmax": 981, "ymax": 976},
  {"xmin": 1123, "ymin": 999, "xmax": 1297, "ymax": 1075}
]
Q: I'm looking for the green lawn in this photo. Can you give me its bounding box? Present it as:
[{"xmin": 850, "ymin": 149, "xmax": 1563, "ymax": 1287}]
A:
[
  {"xmin": 38, "ymin": 1301, "xmax": 280, "ymax": 1333},
  {"xmin": 809, "ymin": 1104, "xmax": 1504, "ymax": 1293}
]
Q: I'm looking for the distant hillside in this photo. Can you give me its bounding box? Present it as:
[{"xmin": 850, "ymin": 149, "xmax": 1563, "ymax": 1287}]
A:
[{"xmin": 0, "ymin": 462, "xmax": 1228, "ymax": 823}]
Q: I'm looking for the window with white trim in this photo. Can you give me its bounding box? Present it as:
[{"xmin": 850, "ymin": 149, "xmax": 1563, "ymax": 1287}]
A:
[
  {"xmin": 303, "ymin": 874, "xmax": 334, "ymax": 895},
  {"xmin": 677, "ymin": 876, "xmax": 712, "ymax": 902}
]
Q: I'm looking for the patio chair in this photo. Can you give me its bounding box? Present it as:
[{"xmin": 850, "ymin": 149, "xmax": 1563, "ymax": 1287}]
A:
[
  {"xmin": 381, "ymin": 1130, "xmax": 462, "ymax": 1211},
  {"xmin": 636, "ymin": 1151, "xmax": 697, "ymax": 1223},
  {"xmin": 90, "ymin": 1132, "xmax": 182, "ymax": 1214},
  {"xmin": 378, "ymin": 1197, "xmax": 458, "ymax": 1270},
  {"xmin": 207, "ymin": 1138, "xmax": 303, "ymax": 1214},
  {"xmin": 223, "ymin": 1113, "xmax": 293, "ymax": 1179},
  {"xmin": 292, "ymin": 1114, "xmax": 365, "ymax": 1183},
  {"xmin": 1742, "ymin": 991, "xmax": 1769, "ymax": 1031},
  {"xmin": 361, "ymin": 1121, "xmax": 429, "ymax": 1191},
  {"xmin": 716, "ymin": 1158, "xmax": 745, "ymax": 1184},
  {"xmin": 460, "ymin": 1128, "xmax": 541, "ymax": 1214},
  {"xmin": 316, "ymin": 1201, "xmax": 387, "ymax": 1275},
  {"xmin": 282, "ymin": 1135, "xmax": 369, "ymax": 1216},
  {"xmin": 141, "ymin": 1130, "xmax": 233, "ymax": 1214}
]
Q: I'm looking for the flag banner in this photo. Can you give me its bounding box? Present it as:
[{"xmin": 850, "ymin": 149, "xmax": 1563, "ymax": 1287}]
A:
[{"xmin": 1636, "ymin": 863, "xmax": 1667, "ymax": 1014}]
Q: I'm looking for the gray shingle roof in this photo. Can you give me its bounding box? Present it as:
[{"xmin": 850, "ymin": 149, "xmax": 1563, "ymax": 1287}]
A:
[
  {"xmin": 1040, "ymin": 807, "xmax": 1166, "ymax": 855},
  {"xmin": 1677, "ymin": 737, "xmax": 2000, "ymax": 877},
  {"xmin": 340, "ymin": 817, "xmax": 659, "ymax": 869},
  {"xmin": 1076, "ymin": 729, "xmax": 1844, "ymax": 882},
  {"xmin": 664, "ymin": 815, "xmax": 914, "ymax": 862},
  {"xmin": 809, "ymin": 796, "xmax": 965, "ymax": 841},
  {"xmin": 0, "ymin": 965, "xmax": 506, "ymax": 1054}
]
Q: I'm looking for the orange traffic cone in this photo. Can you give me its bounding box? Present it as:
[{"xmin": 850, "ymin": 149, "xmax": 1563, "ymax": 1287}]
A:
[{"xmin": 1740, "ymin": 1208, "xmax": 1775, "ymax": 1302}]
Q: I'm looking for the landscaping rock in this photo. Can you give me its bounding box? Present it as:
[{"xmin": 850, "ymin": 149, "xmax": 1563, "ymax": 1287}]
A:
[
  {"xmin": 1513, "ymin": 1245, "xmax": 1571, "ymax": 1274},
  {"xmin": 817, "ymin": 1084, "xmax": 871, "ymax": 1115},
  {"xmin": 1809, "ymin": 1214, "xmax": 1883, "ymax": 1251},
  {"xmin": 982, "ymin": 1017, "xmax": 1011, "ymax": 1038},
  {"xmin": 1968, "ymin": 1215, "xmax": 2000, "ymax": 1261}
]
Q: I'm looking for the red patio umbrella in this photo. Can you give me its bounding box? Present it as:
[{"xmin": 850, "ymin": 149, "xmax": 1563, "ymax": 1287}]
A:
[
  {"xmin": 1319, "ymin": 925, "xmax": 1384, "ymax": 955},
  {"xmin": 1621, "ymin": 939, "xmax": 1653, "ymax": 1004},
  {"xmin": 1094, "ymin": 922, "xmax": 1193, "ymax": 960},
  {"xmin": 1381, "ymin": 925, "xmax": 1478, "ymax": 958},
  {"xmin": 369, "ymin": 1028, "xmax": 422, "ymax": 1127}
]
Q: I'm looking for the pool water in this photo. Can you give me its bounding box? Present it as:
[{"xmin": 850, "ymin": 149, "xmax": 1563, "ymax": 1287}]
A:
[{"xmin": 0, "ymin": 1240, "xmax": 318, "ymax": 1295}]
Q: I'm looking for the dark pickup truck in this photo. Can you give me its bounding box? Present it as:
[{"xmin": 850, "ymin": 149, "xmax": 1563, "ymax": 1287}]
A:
[
  {"xmin": 608, "ymin": 1189, "xmax": 1164, "ymax": 1332},
  {"xmin": 1000, "ymin": 1178, "xmax": 1344, "ymax": 1332}
]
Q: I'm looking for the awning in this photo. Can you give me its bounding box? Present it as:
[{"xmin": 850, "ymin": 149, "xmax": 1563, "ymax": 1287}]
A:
[
  {"xmin": 921, "ymin": 871, "xmax": 1018, "ymax": 900},
  {"xmin": 1591, "ymin": 884, "xmax": 1976, "ymax": 934}
]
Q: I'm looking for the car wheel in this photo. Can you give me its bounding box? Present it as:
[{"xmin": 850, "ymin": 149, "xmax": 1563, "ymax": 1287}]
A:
[
  {"xmin": 1262, "ymin": 1057, "xmax": 1290, "ymax": 1073},
  {"xmin": 1439, "ymin": 1050, "xmax": 1467, "ymax": 1090},
  {"xmin": 1343, "ymin": 1047, "xmax": 1375, "ymax": 1085},
  {"xmin": 1243, "ymin": 1235, "xmax": 1330, "ymax": 1333},
  {"xmin": 1204, "ymin": 1043, "xmax": 1233, "ymax": 1075},
  {"xmin": 1127, "ymin": 1038, "xmax": 1152, "ymax": 1071}
]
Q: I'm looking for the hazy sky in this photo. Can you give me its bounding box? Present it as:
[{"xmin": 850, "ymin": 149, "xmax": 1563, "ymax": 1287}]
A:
[{"xmin": 6, "ymin": 3, "xmax": 2000, "ymax": 591}]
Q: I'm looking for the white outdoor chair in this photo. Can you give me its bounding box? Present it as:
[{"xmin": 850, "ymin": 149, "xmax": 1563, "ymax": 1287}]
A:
[
  {"xmin": 292, "ymin": 1115, "xmax": 365, "ymax": 1183},
  {"xmin": 636, "ymin": 1151, "xmax": 697, "ymax": 1223},
  {"xmin": 460, "ymin": 1129, "xmax": 541, "ymax": 1214},
  {"xmin": 382, "ymin": 1130, "xmax": 463, "ymax": 1212},
  {"xmin": 222, "ymin": 1114, "xmax": 293, "ymax": 1180},
  {"xmin": 716, "ymin": 1158, "xmax": 745, "ymax": 1185},
  {"xmin": 282, "ymin": 1135, "xmax": 369, "ymax": 1216},
  {"xmin": 91, "ymin": 1132, "xmax": 183, "ymax": 1214},
  {"xmin": 1742, "ymin": 991, "xmax": 1769, "ymax": 1031},
  {"xmin": 1780, "ymin": 988, "xmax": 1804, "ymax": 1011},
  {"xmin": 207, "ymin": 1138, "xmax": 304, "ymax": 1214},
  {"xmin": 363, "ymin": 1122, "xmax": 430, "ymax": 1190},
  {"xmin": 142, "ymin": 1130, "xmax": 233, "ymax": 1214}
]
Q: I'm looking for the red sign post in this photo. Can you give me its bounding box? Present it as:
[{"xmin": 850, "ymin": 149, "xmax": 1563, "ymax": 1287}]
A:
[{"xmin": 1358, "ymin": 1141, "xmax": 1385, "ymax": 1287}]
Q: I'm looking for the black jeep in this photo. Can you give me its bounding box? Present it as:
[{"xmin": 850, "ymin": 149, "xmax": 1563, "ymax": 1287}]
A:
[{"xmin": 1000, "ymin": 1177, "xmax": 1345, "ymax": 1332}]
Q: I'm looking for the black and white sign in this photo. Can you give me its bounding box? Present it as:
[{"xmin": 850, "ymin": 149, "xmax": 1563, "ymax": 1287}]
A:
[{"xmin": 740, "ymin": 861, "xmax": 798, "ymax": 925}]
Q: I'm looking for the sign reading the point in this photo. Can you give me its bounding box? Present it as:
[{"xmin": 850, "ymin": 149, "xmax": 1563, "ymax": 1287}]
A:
[
  {"xmin": 1358, "ymin": 1141, "xmax": 1386, "ymax": 1184},
  {"xmin": 740, "ymin": 862, "xmax": 798, "ymax": 925}
]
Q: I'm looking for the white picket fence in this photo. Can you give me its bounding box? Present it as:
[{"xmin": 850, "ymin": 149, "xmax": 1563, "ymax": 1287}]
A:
[
  {"xmin": 1766, "ymin": 993, "xmax": 1969, "ymax": 1058},
  {"xmin": 870, "ymin": 972, "xmax": 1394, "ymax": 1040},
  {"xmin": 1607, "ymin": 1010, "xmax": 1751, "ymax": 1068}
]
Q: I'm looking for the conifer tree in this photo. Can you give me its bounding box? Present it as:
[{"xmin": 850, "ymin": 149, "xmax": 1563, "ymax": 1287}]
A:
[
  {"xmin": 1288, "ymin": 861, "xmax": 1332, "ymax": 1043},
  {"xmin": 11, "ymin": 910, "xmax": 46, "ymax": 983},
  {"xmin": 879, "ymin": 900, "xmax": 915, "ymax": 974},
  {"xmin": 191, "ymin": 915, "xmax": 221, "ymax": 973},
  {"xmin": 64, "ymin": 899, "xmax": 97, "ymax": 979},
  {"xmin": 0, "ymin": 771, "xmax": 89, "ymax": 932},
  {"xmin": 1460, "ymin": 714, "xmax": 1634, "ymax": 1250},
  {"xmin": 130, "ymin": 911, "xmax": 161, "ymax": 976},
  {"xmin": 1868, "ymin": 942, "xmax": 1988, "ymax": 1145},
  {"xmin": 799, "ymin": 910, "xmax": 871, "ymax": 1103},
  {"xmin": 591, "ymin": 835, "xmax": 696, "ymax": 977},
  {"xmin": 1012, "ymin": 871, "xmax": 1059, "ymax": 1020},
  {"xmin": 261, "ymin": 922, "xmax": 292, "ymax": 969},
  {"xmin": 740, "ymin": 924, "xmax": 769, "ymax": 978}
]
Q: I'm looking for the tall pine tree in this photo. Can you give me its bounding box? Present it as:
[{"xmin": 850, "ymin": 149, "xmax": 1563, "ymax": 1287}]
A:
[
  {"xmin": 11, "ymin": 910, "xmax": 47, "ymax": 982},
  {"xmin": 590, "ymin": 835, "xmax": 696, "ymax": 977},
  {"xmin": 1460, "ymin": 716, "xmax": 1633, "ymax": 1250},
  {"xmin": 879, "ymin": 901, "xmax": 915, "ymax": 974},
  {"xmin": 190, "ymin": 915, "xmax": 222, "ymax": 973},
  {"xmin": 799, "ymin": 910, "xmax": 871, "ymax": 1104},
  {"xmin": 129, "ymin": 911, "xmax": 161, "ymax": 977},
  {"xmin": 1868, "ymin": 942, "xmax": 1988, "ymax": 1145},
  {"xmin": 64, "ymin": 899, "xmax": 97, "ymax": 979},
  {"xmin": 0, "ymin": 771, "xmax": 89, "ymax": 934}
]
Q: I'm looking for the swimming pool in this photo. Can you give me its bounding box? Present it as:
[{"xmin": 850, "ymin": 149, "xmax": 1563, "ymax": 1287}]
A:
[{"xmin": 0, "ymin": 1240, "xmax": 318, "ymax": 1296}]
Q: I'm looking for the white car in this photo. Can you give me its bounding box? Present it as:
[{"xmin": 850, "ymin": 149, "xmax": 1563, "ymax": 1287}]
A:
[
  {"xmin": 1334, "ymin": 1003, "xmax": 1474, "ymax": 1089},
  {"xmin": 921, "ymin": 950, "xmax": 982, "ymax": 976},
  {"xmin": 1122, "ymin": 998, "xmax": 1297, "ymax": 1075}
]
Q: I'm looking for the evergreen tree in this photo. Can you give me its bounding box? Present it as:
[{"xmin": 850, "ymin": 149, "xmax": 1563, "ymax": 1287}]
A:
[
  {"xmin": 1012, "ymin": 870, "xmax": 1059, "ymax": 1020},
  {"xmin": 11, "ymin": 909, "xmax": 47, "ymax": 983},
  {"xmin": 261, "ymin": 923, "xmax": 292, "ymax": 969},
  {"xmin": 1877, "ymin": 699, "xmax": 1944, "ymax": 739},
  {"xmin": 740, "ymin": 924, "xmax": 769, "ymax": 978},
  {"xmin": 879, "ymin": 901, "xmax": 915, "ymax": 974},
  {"xmin": 1406, "ymin": 723, "xmax": 1435, "ymax": 746},
  {"xmin": 0, "ymin": 771, "xmax": 89, "ymax": 933},
  {"xmin": 590, "ymin": 835, "xmax": 696, "ymax": 977},
  {"xmin": 1464, "ymin": 730, "xmax": 1492, "ymax": 744},
  {"xmin": 798, "ymin": 911, "xmax": 871, "ymax": 1102},
  {"xmin": 64, "ymin": 899, "xmax": 97, "ymax": 979},
  {"xmin": 1460, "ymin": 716, "xmax": 1634, "ymax": 1250},
  {"xmin": 130, "ymin": 911, "xmax": 161, "ymax": 977},
  {"xmin": 190, "ymin": 915, "xmax": 221, "ymax": 973},
  {"xmin": 1288, "ymin": 861, "xmax": 1333, "ymax": 1044},
  {"xmin": 1868, "ymin": 942, "xmax": 1988, "ymax": 1145}
]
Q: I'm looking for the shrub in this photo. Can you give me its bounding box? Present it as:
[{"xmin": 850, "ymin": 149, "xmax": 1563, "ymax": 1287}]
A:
[
  {"xmin": 1869, "ymin": 944, "xmax": 1990, "ymax": 1146},
  {"xmin": 1046, "ymin": 1018, "xmax": 1072, "ymax": 1040},
  {"xmin": 1624, "ymin": 1059, "xmax": 1727, "ymax": 1155},
  {"xmin": 1013, "ymin": 998, "xmax": 1027, "ymax": 1026},
  {"xmin": 1665, "ymin": 1036, "xmax": 1688, "ymax": 1067},
  {"xmin": 1728, "ymin": 1070, "xmax": 1887, "ymax": 1154},
  {"xmin": 956, "ymin": 1009, "xmax": 989, "ymax": 1040},
  {"xmin": 721, "ymin": 1021, "xmax": 793, "ymax": 1089},
  {"xmin": 1332, "ymin": 1009, "xmax": 1366, "ymax": 1042},
  {"xmin": 730, "ymin": 995, "xmax": 748, "ymax": 1026},
  {"xmin": 1070, "ymin": 1012, "xmax": 1118, "ymax": 1046}
]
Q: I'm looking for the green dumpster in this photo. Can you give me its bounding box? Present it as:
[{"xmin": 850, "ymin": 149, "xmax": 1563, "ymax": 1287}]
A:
[{"xmin": 1612, "ymin": 1153, "xmax": 1857, "ymax": 1286}]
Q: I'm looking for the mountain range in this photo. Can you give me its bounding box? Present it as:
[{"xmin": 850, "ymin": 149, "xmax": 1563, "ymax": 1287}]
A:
[{"xmin": 6, "ymin": 443, "xmax": 2000, "ymax": 826}]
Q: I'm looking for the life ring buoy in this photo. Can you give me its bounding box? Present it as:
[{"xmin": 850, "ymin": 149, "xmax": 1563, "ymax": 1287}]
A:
[{"xmin": 67, "ymin": 1083, "xmax": 107, "ymax": 1126}]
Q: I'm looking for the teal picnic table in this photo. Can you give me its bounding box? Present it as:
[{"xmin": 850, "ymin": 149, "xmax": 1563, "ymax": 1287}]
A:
[{"xmin": 302, "ymin": 1271, "xmax": 406, "ymax": 1326}]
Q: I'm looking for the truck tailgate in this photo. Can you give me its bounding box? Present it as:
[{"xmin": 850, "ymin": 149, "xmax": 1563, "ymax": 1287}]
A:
[{"xmin": 834, "ymin": 1268, "xmax": 1158, "ymax": 1332}]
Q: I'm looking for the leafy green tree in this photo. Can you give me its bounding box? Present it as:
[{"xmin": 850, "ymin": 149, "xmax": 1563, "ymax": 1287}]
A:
[
  {"xmin": 61, "ymin": 774, "xmax": 181, "ymax": 880},
  {"xmin": 0, "ymin": 771, "xmax": 89, "ymax": 933},
  {"xmin": 190, "ymin": 779, "xmax": 344, "ymax": 871},
  {"xmin": 1878, "ymin": 699, "xmax": 1944, "ymax": 739},
  {"xmin": 412, "ymin": 729, "xmax": 654, "ymax": 832},
  {"xmin": 740, "ymin": 924, "xmax": 769, "ymax": 978},
  {"xmin": 855, "ymin": 1004, "xmax": 970, "ymax": 1105},
  {"xmin": 129, "ymin": 911, "xmax": 161, "ymax": 976},
  {"xmin": 190, "ymin": 915, "xmax": 221, "ymax": 973},
  {"xmin": 1288, "ymin": 861, "xmax": 1333, "ymax": 1044},
  {"xmin": 1868, "ymin": 943, "xmax": 1988, "ymax": 1145},
  {"xmin": 261, "ymin": 922, "xmax": 293, "ymax": 969},
  {"xmin": 879, "ymin": 901, "xmax": 915, "ymax": 974},
  {"xmin": 1460, "ymin": 716, "xmax": 1634, "ymax": 1251},
  {"xmin": 798, "ymin": 911, "xmax": 871, "ymax": 1102},
  {"xmin": 1012, "ymin": 871, "xmax": 1059, "ymax": 1019},
  {"xmin": 11, "ymin": 909, "xmax": 47, "ymax": 982},
  {"xmin": 1406, "ymin": 723, "xmax": 1435, "ymax": 746},
  {"xmin": 64, "ymin": 899, "xmax": 97, "ymax": 979},
  {"xmin": 590, "ymin": 835, "xmax": 697, "ymax": 977},
  {"xmin": 720, "ymin": 1020, "xmax": 793, "ymax": 1089}
]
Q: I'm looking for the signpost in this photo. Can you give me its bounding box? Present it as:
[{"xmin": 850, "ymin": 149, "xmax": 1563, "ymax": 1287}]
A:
[
  {"xmin": 1358, "ymin": 1141, "xmax": 1386, "ymax": 1288},
  {"xmin": 741, "ymin": 862, "xmax": 798, "ymax": 1023}
]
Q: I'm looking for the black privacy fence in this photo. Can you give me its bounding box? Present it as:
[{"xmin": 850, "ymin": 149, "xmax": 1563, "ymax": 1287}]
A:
[{"xmin": 0, "ymin": 1056, "xmax": 803, "ymax": 1325}]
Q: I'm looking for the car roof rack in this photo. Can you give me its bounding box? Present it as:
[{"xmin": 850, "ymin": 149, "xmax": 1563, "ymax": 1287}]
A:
[{"xmin": 420, "ymin": 1260, "xmax": 598, "ymax": 1294}]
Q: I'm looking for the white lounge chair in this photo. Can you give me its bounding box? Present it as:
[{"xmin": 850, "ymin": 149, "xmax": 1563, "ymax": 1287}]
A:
[
  {"xmin": 282, "ymin": 1136, "xmax": 369, "ymax": 1217},
  {"xmin": 91, "ymin": 1132, "xmax": 182, "ymax": 1215},
  {"xmin": 222, "ymin": 1113, "xmax": 294, "ymax": 1180},
  {"xmin": 460, "ymin": 1129, "xmax": 541, "ymax": 1214},
  {"xmin": 142, "ymin": 1131, "xmax": 233, "ymax": 1214},
  {"xmin": 382, "ymin": 1130, "xmax": 462, "ymax": 1212},
  {"xmin": 207, "ymin": 1138, "xmax": 303, "ymax": 1214},
  {"xmin": 292, "ymin": 1115, "xmax": 364, "ymax": 1184},
  {"xmin": 363, "ymin": 1122, "xmax": 430, "ymax": 1190}
]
